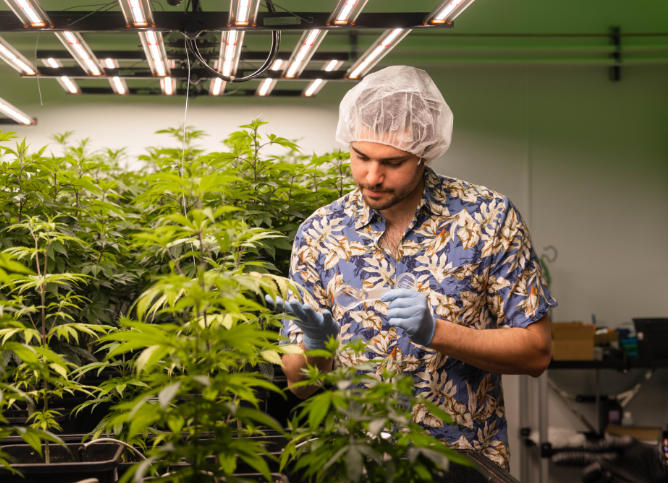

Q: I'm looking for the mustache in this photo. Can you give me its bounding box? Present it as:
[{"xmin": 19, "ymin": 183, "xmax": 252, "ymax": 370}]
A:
[{"xmin": 358, "ymin": 184, "xmax": 393, "ymax": 193}]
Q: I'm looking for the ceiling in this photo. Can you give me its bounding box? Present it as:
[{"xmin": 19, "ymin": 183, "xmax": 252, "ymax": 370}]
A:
[{"xmin": 1, "ymin": 1, "xmax": 667, "ymax": 114}]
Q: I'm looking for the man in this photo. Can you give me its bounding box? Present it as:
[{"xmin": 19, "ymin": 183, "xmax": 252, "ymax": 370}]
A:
[{"xmin": 274, "ymin": 65, "xmax": 556, "ymax": 469}]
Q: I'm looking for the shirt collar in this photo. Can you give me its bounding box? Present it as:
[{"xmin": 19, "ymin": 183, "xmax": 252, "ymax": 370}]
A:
[{"xmin": 351, "ymin": 167, "xmax": 447, "ymax": 230}]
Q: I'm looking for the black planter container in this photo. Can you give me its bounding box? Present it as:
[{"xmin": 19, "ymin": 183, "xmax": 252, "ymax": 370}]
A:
[{"xmin": 0, "ymin": 442, "xmax": 123, "ymax": 483}]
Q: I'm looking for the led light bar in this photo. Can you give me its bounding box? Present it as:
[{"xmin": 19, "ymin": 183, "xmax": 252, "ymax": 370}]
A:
[
  {"xmin": 118, "ymin": 0, "xmax": 154, "ymax": 27},
  {"xmin": 228, "ymin": 0, "xmax": 260, "ymax": 27},
  {"xmin": 255, "ymin": 78, "xmax": 277, "ymax": 96},
  {"xmin": 217, "ymin": 29, "xmax": 245, "ymax": 78},
  {"xmin": 0, "ymin": 36, "xmax": 36, "ymax": 75},
  {"xmin": 301, "ymin": 58, "xmax": 343, "ymax": 98},
  {"xmin": 160, "ymin": 77, "xmax": 176, "ymax": 96},
  {"xmin": 425, "ymin": 0, "xmax": 476, "ymax": 24},
  {"xmin": 0, "ymin": 97, "xmax": 35, "ymax": 125},
  {"xmin": 328, "ymin": 0, "xmax": 368, "ymax": 26},
  {"xmin": 302, "ymin": 78, "xmax": 325, "ymax": 97},
  {"xmin": 4, "ymin": 0, "xmax": 51, "ymax": 28},
  {"xmin": 209, "ymin": 77, "xmax": 226, "ymax": 96},
  {"xmin": 102, "ymin": 58, "xmax": 128, "ymax": 95},
  {"xmin": 55, "ymin": 31, "xmax": 103, "ymax": 76},
  {"xmin": 323, "ymin": 59, "xmax": 343, "ymax": 72},
  {"xmin": 138, "ymin": 30, "xmax": 169, "ymax": 77},
  {"xmin": 347, "ymin": 28, "xmax": 411, "ymax": 79},
  {"xmin": 285, "ymin": 29, "xmax": 327, "ymax": 79},
  {"xmin": 42, "ymin": 57, "xmax": 81, "ymax": 94},
  {"xmin": 270, "ymin": 59, "xmax": 284, "ymax": 71}
]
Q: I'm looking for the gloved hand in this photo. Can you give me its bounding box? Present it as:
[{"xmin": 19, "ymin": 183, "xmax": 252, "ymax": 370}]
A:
[
  {"xmin": 380, "ymin": 288, "xmax": 435, "ymax": 347},
  {"xmin": 265, "ymin": 295, "xmax": 339, "ymax": 350}
]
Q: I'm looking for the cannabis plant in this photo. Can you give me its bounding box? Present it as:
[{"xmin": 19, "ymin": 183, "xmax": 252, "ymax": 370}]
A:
[
  {"xmin": 0, "ymin": 252, "xmax": 69, "ymax": 467},
  {"xmin": 0, "ymin": 130, "xmax": 145, "ymax": 330},
  {"xmin": 0, "ymin": 216, "xmax": 112, "ymax": 465},
  {"xmin": 280, "ymin": 340, "xmax": 473, "ymax": 482},
  {"xmin": 134, "ymin": 121, "xmax": 351, "ymax": 276},
  {"xmin": 91, "ymin": 204, "xmax": 298, "ymax": 481}
]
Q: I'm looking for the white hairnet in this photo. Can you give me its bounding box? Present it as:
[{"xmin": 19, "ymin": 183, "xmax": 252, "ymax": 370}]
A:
[{"xmin": 336, "ymin": 65, "xmax": 453, "ymax": 161}]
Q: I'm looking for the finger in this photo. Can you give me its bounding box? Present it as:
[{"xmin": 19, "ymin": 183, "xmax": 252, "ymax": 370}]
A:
[
  {"xmin": 387, "ymin": 297, "xmax": 426, "ymax": 310},
  {"xmin": 301, "ymin": 305, "xmax": 321, "ymax": 325},
  {"xmin": 286, "ymin": 302, "xmax": 319, "ymax": 329},
  {"xmin": 265, "ymin": 294, "xmax": 285, "ymax": 313},
  {"xmin": 388, "ymin": 307, "xmax": 423, "ymax": 320},
  {"xmin": 386, "ymin": 317, "xmax": 411, "ymax": 332},
  {"xmin": 380, "ymin": 288, "xmax": 419, "ymax": 303}
]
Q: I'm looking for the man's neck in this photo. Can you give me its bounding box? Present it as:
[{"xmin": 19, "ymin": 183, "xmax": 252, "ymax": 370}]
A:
[{"xmin": 379, "ymin": 176, "xmax": 426, "ymax": 228}]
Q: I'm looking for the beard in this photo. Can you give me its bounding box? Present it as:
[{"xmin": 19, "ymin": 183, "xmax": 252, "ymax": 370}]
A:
[{"xmin": 359, "ymin": 184, "xmax": 417, "ymax": 211}]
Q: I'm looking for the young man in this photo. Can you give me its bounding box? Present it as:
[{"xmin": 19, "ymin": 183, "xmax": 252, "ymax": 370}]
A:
[{"xmin": 274, "ymin": 65, "xmax": 556, "ymax": 469}]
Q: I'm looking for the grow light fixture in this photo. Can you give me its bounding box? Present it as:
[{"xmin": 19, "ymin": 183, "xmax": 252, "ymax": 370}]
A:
[
  {"xmin": 4, "ymin": 0, "xmax": 50, "ymax": 28},
  {"xmin": 323, "ymin": 59, "xmax": 343, "ymax": 72},
  {"xmin": 103, "ymin": 58, "xmax": 128, "ymax": 95},
  {"xmin": 285, "ymin": 29, "xmax": 327, "ymax": 79},
  {"xmin": 256, "ymin": 78, "xmax": 276, "ymax": 96},
  {"xmin": 55, "ymin": 31, "xmax": 103, "ymax": 76},
  {"xmin": 160, "ymin": 77, "xmax": 176, "ymax": 95},
  {"xmin": 42, "ymin": 57, "xmax": 81, "ymax": 94},
  {"xmin": 217, "ymin": 29, "xmax": 244, "ymax": 78},
  {"xmin": 228, "ymin": 0, "xmax": 260, "ymax": 27},
  {"xmin": 328, "ymin": 0, "xmax": 368, "ymax": 26},
  {"xmin": 0, "ymin": 97, "xmax": 35, "ymax": 125},
  {"xmin": 139, "ymin": 30, "xmax": 169, "ymax": 77},
  {"xmin": 209, "ymin": 77, "xmax": 226, "ymax": 96},
  {"xmin": 347, "ymin": 28, "xmax": 410, "ymax": 79},
  {"xmin": 118, "ymin": 0, "xmax": 154, "ymax": 27},
  {"xmin": 270, "ymin": 59, "xmax": 284, "ymax": 71},
  {"xmin": 301, "ymin": 59, "xmax": 342, "ymax": 98},
  {"xmin": 425, "ymin": 0, "xmax": 476, "ymax": 24},
  {"xmin": 0, "ymin": 36, "xmax": 36, "ymax": 75},
  {"xmin": 302, "ymin": 78, "xmax": 325, "ymax": 97}
]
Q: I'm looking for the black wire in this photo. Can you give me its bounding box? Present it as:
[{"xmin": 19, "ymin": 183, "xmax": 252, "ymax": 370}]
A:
[
  {"xmin": 268, "ymin": 0, "xmax": 314, "ymax": 25},
  {"xmin": 184, "ymin": 0, "xmax": 281, "ymax": 83},
  {"xmin": 66, "ymin": 1, "xmax": 119, "ymax": 26}
]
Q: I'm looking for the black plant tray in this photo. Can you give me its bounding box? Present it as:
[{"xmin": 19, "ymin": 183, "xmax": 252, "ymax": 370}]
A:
[{"xmin": 0, "ymin": 442, "xmax": 123, "ymax": 483}]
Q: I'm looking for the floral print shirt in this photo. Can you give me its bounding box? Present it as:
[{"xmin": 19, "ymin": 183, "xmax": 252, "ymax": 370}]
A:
[{"xmin": 282, "ymin": 167, "xmax": 557, "ymax": 469}]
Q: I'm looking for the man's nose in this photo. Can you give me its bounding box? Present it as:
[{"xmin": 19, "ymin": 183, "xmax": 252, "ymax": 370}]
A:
[{"xmin": 366, "ymin": 161, "xmax": 384, "ymax": 186}]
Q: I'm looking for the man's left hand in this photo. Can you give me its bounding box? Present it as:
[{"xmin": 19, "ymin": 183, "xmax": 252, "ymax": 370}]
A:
[{"xmin": 380, "ymin": 288, "xmax": 435, "ymax": 347}]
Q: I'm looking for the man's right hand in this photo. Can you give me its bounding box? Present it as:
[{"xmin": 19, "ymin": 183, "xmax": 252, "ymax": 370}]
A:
[{"xmin": 265, "ymin": 295, "xmax": 339, "ymax": 350}]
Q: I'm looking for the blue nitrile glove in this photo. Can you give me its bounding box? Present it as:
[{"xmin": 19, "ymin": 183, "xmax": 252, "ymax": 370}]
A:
[
  {"xmin": 380, "ymin": 288, "xmax": 435, "ymax": 347},
  {"xmin": 265, "ymin": 295, "xmax": 339, "ymax": 350}
]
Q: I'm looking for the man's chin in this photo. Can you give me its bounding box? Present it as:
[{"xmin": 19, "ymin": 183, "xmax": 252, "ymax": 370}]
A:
[{"xmin": 363, "ymin": 194, "xmax": 396, "ymax": 211}]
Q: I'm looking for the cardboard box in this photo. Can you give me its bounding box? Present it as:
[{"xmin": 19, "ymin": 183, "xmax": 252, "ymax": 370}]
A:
[
  {"xmin": 606, "ymin": 424, "xmax": 661, "ymax": 443},
  {"xmin": 551, "ymin": 321, "xmax": 595, "ymax": 360},
  {"xmin": 594, "ymin": 329, "xmax": 619, "ymax": 345}
]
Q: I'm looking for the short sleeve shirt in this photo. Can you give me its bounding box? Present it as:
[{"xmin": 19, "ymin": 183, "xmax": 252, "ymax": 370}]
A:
[{"xmin": 282, "ymin": 167, "xmax": 557, "ymax": 469}]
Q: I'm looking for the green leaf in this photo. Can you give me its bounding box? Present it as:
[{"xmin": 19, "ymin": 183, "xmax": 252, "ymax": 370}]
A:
[
  {"xmin": 260, "ymin": 349, "xmax": 282, "ymax": 366},
  {"xmin": 158, "ymin": 381, "xmax": 181, "ymax": 409},
  {"xmin": 307, "ymin": 391, "xmax": 331, "ymax": 429}
]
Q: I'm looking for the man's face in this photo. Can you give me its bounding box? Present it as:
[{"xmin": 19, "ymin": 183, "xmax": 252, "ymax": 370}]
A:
[{"xmin": 350, "ymin": 141, "xmax": 424, "ymax": 213}]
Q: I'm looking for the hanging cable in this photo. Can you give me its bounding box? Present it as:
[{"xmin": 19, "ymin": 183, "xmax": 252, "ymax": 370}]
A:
[{"xmin": 185, "ymin": 0, "xmax": 281, "ymax": 83}]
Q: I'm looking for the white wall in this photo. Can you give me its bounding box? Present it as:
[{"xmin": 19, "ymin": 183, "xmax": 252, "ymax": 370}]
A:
[{"xmin": 6, "ymin": 62, "xmax": 668, "ymax": 480}]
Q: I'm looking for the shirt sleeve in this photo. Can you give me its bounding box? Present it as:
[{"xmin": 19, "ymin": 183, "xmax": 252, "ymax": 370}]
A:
[
  {"xmin": 280, "ymin": 217, "xmax": 331, "ymax": 344},
  {"xmin": 485, "ymin": 198, "xmax": 557, "ymax": 328}
]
